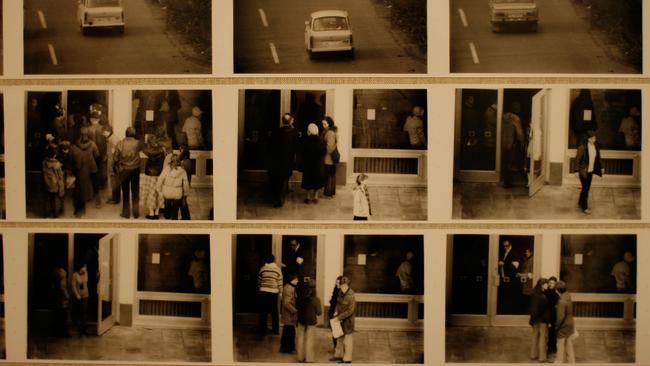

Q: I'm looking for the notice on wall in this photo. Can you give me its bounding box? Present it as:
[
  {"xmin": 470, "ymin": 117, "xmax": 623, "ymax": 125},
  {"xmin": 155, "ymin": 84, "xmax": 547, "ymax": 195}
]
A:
[
  {"xmin": 367, "ymin": 109, "xmax": 376, "ymax": 121},
  {"xmin": 358, "ymin": 254, "xmax": 367, "ymax": 265},
  {"xmin": 583, "ymin": 109, "xmax": 592, "ymax": 121},
  {"xmin": 146, "ymin": 109, "xmax": 155, "ymax": 121},
  {"xmin": 152, "ymin": 252, "xmax": 161, "ymax": 264},
  {"xmin": 574, "ymin": 253, "xmax": 583, "ymax": 265}
]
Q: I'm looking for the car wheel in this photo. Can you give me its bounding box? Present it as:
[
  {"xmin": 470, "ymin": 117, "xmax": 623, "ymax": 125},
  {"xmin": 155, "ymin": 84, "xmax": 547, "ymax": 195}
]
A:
[
  {"xmin": 530, "ymin": 22, "xmax": 538, "ymax": 32},
  {"xmin": 348, "ymin": 49, "xmax": 354, "ymax": 59},
  {"xmin": 81, "ymin": 27, "xmax": 89, "ymax": 36},
  {"xmin": 118, "ymin": 26, "xmax": 125, "ymax": 35},
  {"xmin": 491, "ymin": 23, "xmax": 500, "ymax": 33}
]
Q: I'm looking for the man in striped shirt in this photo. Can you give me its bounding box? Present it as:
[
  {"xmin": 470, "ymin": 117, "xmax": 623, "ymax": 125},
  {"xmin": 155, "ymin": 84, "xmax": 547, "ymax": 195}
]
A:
[{"xmin": 258, "ymin": 254, "xmax": 283, "ymax": 335}]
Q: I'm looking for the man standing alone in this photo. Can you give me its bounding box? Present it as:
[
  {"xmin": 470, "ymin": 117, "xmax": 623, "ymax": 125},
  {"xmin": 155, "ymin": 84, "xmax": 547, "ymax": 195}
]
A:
[
  {"xmin": 331, "ymin": 276, "xmax": 356, "ymax": 363},
  {"xmin": 258, "ymin": 254, "xmax": 283, "ymax": 335}
]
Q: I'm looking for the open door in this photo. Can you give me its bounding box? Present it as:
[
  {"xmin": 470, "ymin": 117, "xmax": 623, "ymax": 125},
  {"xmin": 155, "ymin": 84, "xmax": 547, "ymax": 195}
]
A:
[
  {"xmin": 97, "ymin": 234, "xmax": 118, "ymax": 335},
  {"xmin": 528, "ymin": 89, "xmax": 547, "ymax": 197}
]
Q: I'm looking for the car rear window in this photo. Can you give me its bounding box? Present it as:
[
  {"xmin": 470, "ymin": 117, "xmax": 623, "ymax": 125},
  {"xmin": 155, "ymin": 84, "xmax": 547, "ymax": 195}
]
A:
[
  {"xmin": 87, "ymin": 0, "xmax": 121, "ymax": 7},
  {"xmin": 313, "ymin": 16, "xmax": 349, "ymax": 31}
]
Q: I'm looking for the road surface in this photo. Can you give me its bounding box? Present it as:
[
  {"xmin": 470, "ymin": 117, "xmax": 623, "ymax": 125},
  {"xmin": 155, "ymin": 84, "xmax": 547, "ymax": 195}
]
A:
[
  {"xmin": 234, "ymin": 0, "xmax": 426, "ymax": 73},
  {"xmin": 24, "ymin": 0, "xmax": 211, "ymax": 74},
  {"xmin": 450, "ymin": 0, "xmax": 639, "ymax": 74}
]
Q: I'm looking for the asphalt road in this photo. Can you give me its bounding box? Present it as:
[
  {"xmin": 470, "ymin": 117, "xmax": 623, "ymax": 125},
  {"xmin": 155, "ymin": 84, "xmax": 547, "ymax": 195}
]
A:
[
  {"xmin": 450, "ymin": 0, "xmax": 639, "ymax": 74},
  {"xmin": 234, "ymin": 0, "xmax": 426, "ymax": 73},
  {"xmin": 24, "ymin": 0, "xmax": 211, "ymax": 74}
]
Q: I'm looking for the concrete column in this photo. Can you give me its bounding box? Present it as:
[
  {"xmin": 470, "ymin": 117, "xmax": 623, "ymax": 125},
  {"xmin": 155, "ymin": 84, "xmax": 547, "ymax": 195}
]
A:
[
  {"xmin": 547, "ymin": 88, "xmax": 569, "ymax": 184},
  {"xmin": 539, "ymin": 232, "xmax": 561, "ymax": 278},
  {"xmin": 322, "ymin": 232, "xmax": 344, "ymax": 313},
  {"xmin": 334, "ymin": 88, "xmax": 353, "ymax": 164},
  {"xmin": 111, "ymin": 89, "xmax": 133, "ymax": 142},
  {"xmin": 212, "ymin": 230, "xmax": 233, "ymax": 364},
  {"xmin": 3, "ymin": 89, "xmax": 26, "ymax": 219},
  {"xmin": 4, "ymin": 231, "xmax": 28, "ymax": 361},
  {"xmin": 117, "ymin": 231, "xmax": 137, "ymax": 325}
]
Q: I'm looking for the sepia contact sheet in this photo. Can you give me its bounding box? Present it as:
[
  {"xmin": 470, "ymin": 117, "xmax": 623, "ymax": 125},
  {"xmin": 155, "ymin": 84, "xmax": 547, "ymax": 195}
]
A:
[{"xmin": 0, "ymin": 0, "xmax": 649, "ymax": 365}]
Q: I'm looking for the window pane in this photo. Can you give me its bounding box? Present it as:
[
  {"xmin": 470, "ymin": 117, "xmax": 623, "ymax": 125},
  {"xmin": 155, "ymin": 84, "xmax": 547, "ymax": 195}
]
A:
[
  {"xmin": 353, "ymin": 90, "xmax": 427, "ymax": 150},
  {"xmin": 568, "ymin": 89, "xmax": 641, "ymax": 150},
  {"xmin": 560, "ymin": 235, "xmax": 637, "ymax": 294},
  {"xmin": 138, "ymin": 234, "xmax": 211, "ymax": 294},
  {"xmin": 343, "ymin": 235, "xmax": 424, "ymax": 295},
  {"xmin": 458, "ymin": 89, "xmax": 498, "ymax": 170}
]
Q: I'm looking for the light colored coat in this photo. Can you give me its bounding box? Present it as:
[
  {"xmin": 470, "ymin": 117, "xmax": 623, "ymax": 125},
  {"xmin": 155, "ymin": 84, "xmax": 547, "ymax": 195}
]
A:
[
  {"xmin": 157, "ymin": 167, "xmax": 190, "ymax": 200},
  {"xmin": 353, "ymin": 185, "xmax": 370, "ymax": 217}
]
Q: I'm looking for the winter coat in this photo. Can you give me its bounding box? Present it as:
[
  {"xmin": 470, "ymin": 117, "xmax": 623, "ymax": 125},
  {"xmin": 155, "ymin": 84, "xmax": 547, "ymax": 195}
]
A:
[
  {"xmin": 143, "ymin": 145, "xmax": 166, "ymax": 176},
  {"xmin": 529, "ymin": 288, "xmax": 550, "ymax": 325},
  {"xmin": 322, "ymin": 128, "xmax": 338, "ymax": 166},
  {"xmin": 113, "ymin": 137, "xmax": 142, "ymax": 172},
  {"xmin": 335, "ymin": 288, "xmax": 356, "ymax": 334},
  {"xmin": 281, "ymin": 283, "xmax": 298, "ymax": 325},
  {"xmin": 157, "ymin": 167, "xmax": 190, "ymax": 200},
  {"xmin": 269, "ymin": 125, "xmax": 298, "ymax": 180},
  {"xmin": 70, "ymin": 139, "xmax": 99, "ymax": 200},
  {"xmin": 353, "ymin": 185, "xmax": 370, "ymax": 217},
  {"xmin": 556, "ymin": 292, "xmax": 575, "ymax": 339},
  {"xmin": 297, "ymin": 287, "xmax": 322, "ymax": 326},
  {"xmin": 301, "ymin": 135, "xmax": 325, "ymax": 190},
  {"xmin": 42, "ymin": 158, "xmax": 65, "ymax": 195}
]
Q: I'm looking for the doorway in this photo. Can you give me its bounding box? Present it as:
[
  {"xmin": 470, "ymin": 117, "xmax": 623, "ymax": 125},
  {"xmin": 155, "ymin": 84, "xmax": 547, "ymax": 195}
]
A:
[
  {"xmin": 233, "ymin": 234, "xmax": 322, "ymax": 318},
  {"xmin": 456, "ymin": 88, "xmax": 547, "ymax": 194},
  {"xmin": 28, "ymin": 233, "xmax": 118, "ymax": 336},
  {"xmin": 448, "ymin": 234, "xmax": 540, "ymax": 326}
]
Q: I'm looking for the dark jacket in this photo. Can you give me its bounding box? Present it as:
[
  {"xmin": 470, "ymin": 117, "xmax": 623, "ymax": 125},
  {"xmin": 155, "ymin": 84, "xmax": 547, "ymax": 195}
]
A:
[
  {"xmin": 335, "ymin": 288, "xmax": 356, "ymax": 334},
  {"xmin": 269, "ymin": 125, "xmax": 298, "ymax": 180},
  {"xmin": 575, "ymin": 142, "xmax": 603, "ymax": 179},
  {"xmin": 300, "ymin": 135, "xmax": 325, "ymax": 190},
  {"xmin": 114, "ymin": 137, "xmax": 142, "ymax": 172},
  {"xmin": 328, "ymin": 285, "xmax": 340, "ymax": 319},
  {"xmin": 143, "ymin": 145, "xmax": 166, "ymax": 176},
  {"xmin": 297, "ymin": 287, "xmax": 322, "ymax": 326},
  {"xmin": 556, "ymin": 292, "xmax": 575, "ymax": 339},
  {"xmin": 529, "ymin": 287, "xmax": 550, "ymax": 325},
  {"xmin": 545, "ymin": 289, "xmax": 560, "ymax": 324}
]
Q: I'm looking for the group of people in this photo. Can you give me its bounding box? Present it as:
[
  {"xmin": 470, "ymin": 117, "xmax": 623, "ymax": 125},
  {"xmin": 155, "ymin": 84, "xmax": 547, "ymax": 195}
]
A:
[
  {"xmin": 257, "ymin": 254, "xmax": 357, "ymax": 363},
  {"xmin": 41, "ymin": 123, "xmax": 195, "ymax": 220},
  {"xmin": 529, "ymin": 277, "xmax": 576, "ymax": 363},
  {"xmin": 268, "ymin": 113, "xmax": 340, "ymax": 208},
  {"xmin": 51, "ymin": 263, "xmax": 91, "ymax": 337}
]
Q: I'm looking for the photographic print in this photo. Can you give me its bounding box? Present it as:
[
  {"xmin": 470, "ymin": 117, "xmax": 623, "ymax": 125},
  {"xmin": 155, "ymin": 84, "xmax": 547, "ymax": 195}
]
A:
[
  {"xmin": 450, "ymin": 0, "xmax": 642, "ymax": 73},
  {"xmin": 453, "ymin": 88, "xmax": 641, "ymax": 220},
  {"xmin": 234, "ymin": 0, "xmax": 427, "ymax": 73},
  {"xmin": 0, "ymin": 93, "xmax": 4, "ymax": 219},
  {"xmin": 25, "ymin": 89, "xmax": 214, "ymax": 220},
  {"xmin": 232, "ymin": 234, "xmax": 424, "ymax": 363},
  {"xmin": 237, "ymin": 89, "xmax": 428, "ymax": 221},
  {"xmin": 446, "ymin": 234, "xmax": 636, "ymax": 363},
  {"xmin": 24, "ymin": 0, "xmax": 212, "ymax": 74},
  {"xmin": 28, "ymin": 232, "xmax": 211, "ymax": 362}
]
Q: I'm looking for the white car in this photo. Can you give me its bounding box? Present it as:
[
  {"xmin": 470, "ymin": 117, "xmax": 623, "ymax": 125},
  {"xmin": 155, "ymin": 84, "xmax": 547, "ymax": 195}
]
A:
[
  {"xmin": 304, "ymin": 10, "xmax": 354, "ymax": 58},
  {"xmin": 77, "ymin": 0, "xmax": 125, "ymax": 35}
]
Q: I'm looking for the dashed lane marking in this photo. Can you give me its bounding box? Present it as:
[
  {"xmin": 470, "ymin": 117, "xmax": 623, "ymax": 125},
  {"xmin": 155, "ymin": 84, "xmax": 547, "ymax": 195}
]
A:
[
  {"xmin": 458, "ymin": 8, "xmax": 468, "ymax": 27},
  {"xmin": 469, "ymin": 42, "xmax": 479, "ymax": 64},
  {"xmin": 258, "ymin": 8, "xmax": 269, "ymax": 27},
  {"xmin": 48, "ymin": 43, "xmax": 58, "ymax": 65},
  {"xmin": 269, "ymin": 42, "xmax": 279, "ymax": 64},
  {"xmin": 38, "ymin": 10, "xmax": 47, "ymax": 29}
]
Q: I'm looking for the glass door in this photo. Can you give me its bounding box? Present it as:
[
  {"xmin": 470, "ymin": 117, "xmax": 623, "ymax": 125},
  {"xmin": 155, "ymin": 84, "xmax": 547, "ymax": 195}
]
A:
[
  {"xmin": 528, "ymin": 90, "xmax": 548, "ymax": 197},
  {"xmin": 456, "ymin": 89, "xmax": 502, "ymax": 182},
  {"xmin": 448, "ymin": 235, "xmax": 490, "ymax": 325},
  {"xmin": 491, "ymin": 235, "xmax": 539, "ymax": 326},
  {"xmin": 97, "ymin": 234, "xmax": 117, "ymax": 335}
]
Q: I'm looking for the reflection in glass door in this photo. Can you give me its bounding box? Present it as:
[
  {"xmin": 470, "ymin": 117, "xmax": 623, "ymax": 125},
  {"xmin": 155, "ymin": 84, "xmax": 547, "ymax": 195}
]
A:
[
  {"xmin": 450, "ymin": 235, "xmax": 489, "ymax": 316},
  {"xmin": 528, "ymin": 90, "xmax": 548, "ymax": 196},
  {"xmin": 495, "ymin": 235, "xmax": 536, "ymax": 317},
  {"xmin": 458, "ymin": 89, "xmax": 500, "ymax": 179}
]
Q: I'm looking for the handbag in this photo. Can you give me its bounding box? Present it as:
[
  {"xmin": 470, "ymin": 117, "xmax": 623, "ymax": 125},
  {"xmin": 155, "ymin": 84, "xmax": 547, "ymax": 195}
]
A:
[{"xmin": 331, "ymin": 146, "xmax": 340, "ymax": 164}]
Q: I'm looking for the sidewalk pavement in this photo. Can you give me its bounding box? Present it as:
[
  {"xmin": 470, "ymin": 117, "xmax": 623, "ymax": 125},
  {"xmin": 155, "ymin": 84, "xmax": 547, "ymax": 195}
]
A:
[
  {"xmin": 446, "ymin": 326, "xmax": 635, "ymax": 363},
  {"xmin": 28, "ymin": 326, "xmax": 211, "ymax": 362},
  {"xmin": 234, "ymin": 325, "xmax": 424, "ymax": 363},
  {"xmin": 238, "ymin": 181, "xmax": 427, "ymax": 221},
  {"xmin": 454, "ymin": 182, "xmax": 640, "ymax": 220}
]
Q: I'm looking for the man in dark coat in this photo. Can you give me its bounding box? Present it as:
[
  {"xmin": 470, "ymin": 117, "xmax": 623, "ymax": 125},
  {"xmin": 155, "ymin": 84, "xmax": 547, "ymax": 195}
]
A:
[
  {"xmin": 574, "ymin": 130, "xmax": 603, "ymax": 215},
  {"xmin": 282, "ymin": 239, "xmax": 309, "ymax": 284},
  {"xmin": 268, "ymin": 114, "xmax": 298, "ymax": 208},
  {"xmin": 545, "ymin": 277, "xmax": 560, "ymax": 358},
  {"xmin": 497, "ymin": 240, "xmax": 521, "ymax": 314},
  {"xmin": 529, "ymin": 278, "xmax": 550, "ymax": 362},
  {"xmin": 331, "ymin": 276, "xmax": 355, "ymax": 363}
]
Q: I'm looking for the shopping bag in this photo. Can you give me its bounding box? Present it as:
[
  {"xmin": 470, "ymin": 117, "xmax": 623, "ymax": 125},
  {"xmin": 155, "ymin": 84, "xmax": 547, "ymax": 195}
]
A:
[{"xmin": 330, "ymin": 318, "xmax": 344, "ymax": 339}]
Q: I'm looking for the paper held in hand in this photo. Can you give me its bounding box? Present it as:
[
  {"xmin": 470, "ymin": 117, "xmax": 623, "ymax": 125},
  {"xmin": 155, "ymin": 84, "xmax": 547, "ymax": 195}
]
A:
[{"xmin": 330, "ymin": 318, "xmax": 344, "ymax": 339}]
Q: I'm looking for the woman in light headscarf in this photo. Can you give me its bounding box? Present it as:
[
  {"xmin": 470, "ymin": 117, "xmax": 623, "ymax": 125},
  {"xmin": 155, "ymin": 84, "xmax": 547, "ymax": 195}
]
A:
[{"xmin": 301, "ymin": 123, "xmax": 325, "ymax": 204}]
